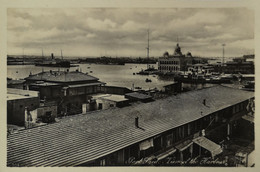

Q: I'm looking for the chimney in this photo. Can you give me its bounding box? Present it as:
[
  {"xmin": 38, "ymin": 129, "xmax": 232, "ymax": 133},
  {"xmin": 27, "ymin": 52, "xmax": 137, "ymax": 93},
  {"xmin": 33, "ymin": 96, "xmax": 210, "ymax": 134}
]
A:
[
  {"xmin": 51, "ymin": 53, "xmax": 54, "ymax": 59},
  {"xmin": 203, "ymin": 99, "xmax": 206, "ymax": 106},
  {"xmin": 135, "ymin": 117, "xmax": 139, "ymax": 128}
]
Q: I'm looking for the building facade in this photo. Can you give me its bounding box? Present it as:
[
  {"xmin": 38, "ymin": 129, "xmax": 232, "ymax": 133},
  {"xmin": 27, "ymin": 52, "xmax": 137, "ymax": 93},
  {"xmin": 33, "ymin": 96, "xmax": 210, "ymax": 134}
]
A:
[
  {"xmin": 223, "ymin": 57, "xmax": 254, "ymax": 74},
  {"xmin": 7, "ymin": 88, "xmax": 40, "ymax": 126},
  {"xmin": 158, "ymin": 43, "xmax": 192, "ymax": 74},
  {"xmin": 24, "ymin": 70, "xmax": 105, "ymax": 116}
]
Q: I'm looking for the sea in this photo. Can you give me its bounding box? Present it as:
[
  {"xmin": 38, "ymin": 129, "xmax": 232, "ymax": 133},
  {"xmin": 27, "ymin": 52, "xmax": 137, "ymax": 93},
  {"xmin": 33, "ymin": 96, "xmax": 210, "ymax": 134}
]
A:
[{"xmin": 7, "ymin": 63, "xmax": 176, "ymax": 91}]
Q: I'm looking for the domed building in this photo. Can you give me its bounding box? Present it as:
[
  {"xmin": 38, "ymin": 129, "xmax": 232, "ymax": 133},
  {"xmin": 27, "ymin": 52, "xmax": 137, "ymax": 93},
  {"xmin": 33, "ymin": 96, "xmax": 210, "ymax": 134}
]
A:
[{"xmin": 158, "ymin": 43, "xmax": 193, "ymax": 74}]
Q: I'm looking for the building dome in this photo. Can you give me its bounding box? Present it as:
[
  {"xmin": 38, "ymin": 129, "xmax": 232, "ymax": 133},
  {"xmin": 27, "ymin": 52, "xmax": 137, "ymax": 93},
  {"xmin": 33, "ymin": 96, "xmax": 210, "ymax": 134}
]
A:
[
  {"xmin": 174, "ymin": 43, "xmax": 183, "ymax": 56},
  {"xmin": 186, "ymin": 52, "xmax": 192, "ymax": 57},
  {"xmin": 163, "ymin": 51, "xmax": 169, "ymax": 57}
]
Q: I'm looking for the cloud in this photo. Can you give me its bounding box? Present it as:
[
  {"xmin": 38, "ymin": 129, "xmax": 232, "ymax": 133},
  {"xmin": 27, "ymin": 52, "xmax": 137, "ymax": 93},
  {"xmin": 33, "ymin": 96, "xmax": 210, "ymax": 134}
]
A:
[{"xmin": 7, "ymin": 8, "xmax": 254, "ymax": 57}]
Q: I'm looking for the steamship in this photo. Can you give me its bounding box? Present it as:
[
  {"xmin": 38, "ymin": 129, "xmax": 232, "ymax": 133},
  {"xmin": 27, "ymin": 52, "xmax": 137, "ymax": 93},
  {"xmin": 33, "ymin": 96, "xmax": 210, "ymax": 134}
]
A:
[{"xmin": 35, "ymin": 53, "xmax": 71, "ymax": 68}]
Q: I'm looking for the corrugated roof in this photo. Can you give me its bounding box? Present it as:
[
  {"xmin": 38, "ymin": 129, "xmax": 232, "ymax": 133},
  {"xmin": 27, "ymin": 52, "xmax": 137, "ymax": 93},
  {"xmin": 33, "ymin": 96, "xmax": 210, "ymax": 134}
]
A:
[
  {"xmin": 25, "ymin": 71, "xmax": 99, "ymax": 83},
  {"xmin": 7, "ymin": 86, "xmax": 254, "ymax": 167}
]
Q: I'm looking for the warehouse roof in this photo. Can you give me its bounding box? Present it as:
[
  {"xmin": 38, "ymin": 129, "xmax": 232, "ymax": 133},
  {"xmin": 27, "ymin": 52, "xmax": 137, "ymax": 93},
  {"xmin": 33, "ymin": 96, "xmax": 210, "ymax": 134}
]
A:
[
  {"xmin": 7, "ymin": 88, "xmax": 39, "ymax": 101},
  {"xmin": 125, "ymin": 92, "xmax": 152, "ymax": 100},
  {"xmin": 7, "ymin": 86, "xmax": 254, "ymax": 167},
  {"xmin": 92, "ymin": 94, "xmax": 128, "ymax": 102},
  {"xmin": 7, "ymin": 79, "xmax": 25, "ymax": 85},
  {"xmin": 25, "ymin": 71, "xmax": 99, "ymax": 83}
]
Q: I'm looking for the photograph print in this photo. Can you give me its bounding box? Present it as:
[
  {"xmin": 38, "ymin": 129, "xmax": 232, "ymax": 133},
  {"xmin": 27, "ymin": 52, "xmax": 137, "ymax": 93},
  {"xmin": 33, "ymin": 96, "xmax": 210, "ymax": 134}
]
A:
[{"xmin": 6, "ymin": 8, "xmax": 255, "ymax": 167}]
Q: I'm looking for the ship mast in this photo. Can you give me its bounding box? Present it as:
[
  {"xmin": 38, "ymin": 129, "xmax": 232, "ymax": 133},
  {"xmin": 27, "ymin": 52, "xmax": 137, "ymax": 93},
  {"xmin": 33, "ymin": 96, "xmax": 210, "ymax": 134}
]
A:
[{"xmin": 146, "ymin": 29, "xmax": 150, "ymax": 69}]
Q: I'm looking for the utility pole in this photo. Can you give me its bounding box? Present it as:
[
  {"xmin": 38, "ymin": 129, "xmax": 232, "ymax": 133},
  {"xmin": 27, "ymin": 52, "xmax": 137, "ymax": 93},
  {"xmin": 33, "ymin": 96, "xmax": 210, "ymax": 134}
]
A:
[
  {"xmin": 146, "ymin": 29, "xmax": 150, "ymax": 69},
  {"xmin": 222, "ymin": 44, "xmax": 226, "ymax": 66}
]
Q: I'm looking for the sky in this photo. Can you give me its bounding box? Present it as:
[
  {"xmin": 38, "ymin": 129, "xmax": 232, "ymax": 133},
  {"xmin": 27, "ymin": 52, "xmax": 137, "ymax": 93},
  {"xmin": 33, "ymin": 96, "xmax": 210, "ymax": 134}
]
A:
[{"xmin": 7, "ymin": 8, "xmax": 254, "ymax": 58}]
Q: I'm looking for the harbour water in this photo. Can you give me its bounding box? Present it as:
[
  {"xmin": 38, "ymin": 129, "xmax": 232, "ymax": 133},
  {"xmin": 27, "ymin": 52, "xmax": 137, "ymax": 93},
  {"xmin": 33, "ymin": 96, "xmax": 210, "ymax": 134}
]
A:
[{"xmin": 7, "ymin": 63, "xmax": 174, "ymax": 90}]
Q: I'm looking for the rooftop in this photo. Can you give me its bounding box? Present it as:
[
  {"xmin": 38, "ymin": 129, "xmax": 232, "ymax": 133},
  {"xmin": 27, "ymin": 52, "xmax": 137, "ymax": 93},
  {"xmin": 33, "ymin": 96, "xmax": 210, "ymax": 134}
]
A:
[
  {"xmin": 67, "ymin": 82, "xmax": 105, "ymax": 88},
  {"xmin": 125, "ymin": 92, "xmax": 152, "ymax": 100},
  {"xmin": 7, "ymin": 79, "xmax": 25, "ymax": 85},
  {"xmin": 25, "ymin": 71, "xmax": 99, "ymax": 83},
  {"xmin": 92, "ymin": 94, "xmax": 128, "ymax": 102},
  {"xmin": 7, "ymin": 86, "xmax": 254, "ymax": 167},
  {"xmin": 7, "ymin": 88, "xmax": 39, "ymax": 101}
]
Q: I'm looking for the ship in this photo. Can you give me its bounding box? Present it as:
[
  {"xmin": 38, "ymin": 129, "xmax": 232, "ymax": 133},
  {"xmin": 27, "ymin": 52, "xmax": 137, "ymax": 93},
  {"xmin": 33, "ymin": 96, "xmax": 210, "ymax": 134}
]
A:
[
  {"xmin": 174, "ymin": 73, "xmax": 233, "ymax": 84},
  {"xmin": 136, "ymin": 29, "xmax": 158, "ymax": 75},
  {"xmin": 35, "ymin": 52, "xmax": 71, "ymax": 68},
  {"xmin": 137, "ymin": 67, "xmax": 158, "ymax": 75}
]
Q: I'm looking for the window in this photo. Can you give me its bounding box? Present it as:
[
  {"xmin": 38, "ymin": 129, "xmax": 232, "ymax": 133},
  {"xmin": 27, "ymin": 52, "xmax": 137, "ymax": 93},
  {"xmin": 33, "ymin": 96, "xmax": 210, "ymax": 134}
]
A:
[
  {"xmin": 77, "ymin": 87, "xmax": 85, "ymax": 95},
  {"xmin": 187, "ymin": 123, "xmax": 191, "ymax": 135},
  {"xmin": 215, "ymin": 112, "xmax": 219, "ymax": 122},
  {"xmin": 98, "ymin": 103, "xmax": 103, "ymax": 110},
  {"xmin": 240, "ymin": 102, "xmax": 244, "ymax": 110},
  {"xmin": 236, "ymin": 104, "xmax": 239, "ymax": 112},
  {"xmin": 100, "ymin": 159, "xmax": 106, "ymax": 166},
  {"xmin": 232, "ymin": 106, "xmax": 236, "ymax": 114},
  {"xmin": 166, "ymin": 134, "xmax": 173, "ymax": 147},
  {"xmin": 182, "ymin": 126, "xmax": 185, "ymax": 138}
]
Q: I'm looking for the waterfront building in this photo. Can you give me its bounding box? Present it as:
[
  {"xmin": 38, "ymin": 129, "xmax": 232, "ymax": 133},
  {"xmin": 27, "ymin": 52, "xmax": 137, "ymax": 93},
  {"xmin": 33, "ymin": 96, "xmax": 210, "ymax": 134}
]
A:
[
  {"xmin": 7, "ymin": 88, "xmax": 58, "ymax": 128},
  {"xmin": 187, "ymin": 63, "xmax": 214, "ymax": 75},
  {"xmin": 90, "ymin": 94, "xmax": 129, "ymax": 110},
  {"xmin": 162, "ymin": 82, "xmax": 182, "ymax": 94},
  {"xmin": 101, "ymin": 85, "xmax": 132, "ymax": 95},
  {"xmin": 7, "ymin": 78, "xmax": 26, "ymax": 89},
  {"xmin": 223, "ymin": 57, "xmax": 254, "ymax": 74},
  {"xmin": 7, "ymin": 88, "xmax": 40, "ymax": 126},
  {"xmin": 212, "ymin": 56, "xmax": 255, "ymax": 74},
  {"xmin": 7, "ymin": 86, "xmax": 254, "ymax": 166},
  {"xmin": 125, "ymin": 92, "xmax": 153, "ymax": 103},
  {"xmin": 24, "ymin": 70, "xmax": 105, "ymax": 116},
  {"xmin": 158, "ymin": 43, "xmax": 192, "ymax": 74}
]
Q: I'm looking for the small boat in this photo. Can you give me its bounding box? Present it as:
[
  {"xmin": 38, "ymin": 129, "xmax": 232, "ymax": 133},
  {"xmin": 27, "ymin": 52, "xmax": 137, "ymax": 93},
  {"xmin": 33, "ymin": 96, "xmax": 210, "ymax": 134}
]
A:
[
  {"xmin": 135, "ymin": 86, "xmax": 142, "ymax": 89},
  {"xmin": 133, "ymin": 73, "xmax": 136, "ymax": 75},
  {"xmin": 145, "ymin": 78, "xmax": 152, "ymax": 82},
  {"xmin": 90, "ymin": 71, "xmax": 93, "ymax": 73},
  {"xmin": 87, "ymin": 67, "xmax": 91, "ymax": 69}
]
